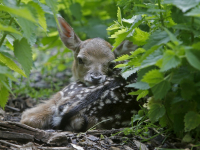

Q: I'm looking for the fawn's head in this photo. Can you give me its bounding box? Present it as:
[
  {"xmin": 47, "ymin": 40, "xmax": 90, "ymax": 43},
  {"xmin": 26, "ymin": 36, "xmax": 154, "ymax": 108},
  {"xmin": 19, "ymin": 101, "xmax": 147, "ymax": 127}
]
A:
[{"xmin": 58, "ymin": 17, "xmax": 136, "ymax": 86}]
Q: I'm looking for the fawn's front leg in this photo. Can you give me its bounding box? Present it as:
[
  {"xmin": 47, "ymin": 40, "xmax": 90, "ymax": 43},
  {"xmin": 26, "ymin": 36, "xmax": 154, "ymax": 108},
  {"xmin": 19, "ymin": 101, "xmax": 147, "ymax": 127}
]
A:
[{"xmin": 20, "ymin": 92, "xmax": 62, "ymax": 129}]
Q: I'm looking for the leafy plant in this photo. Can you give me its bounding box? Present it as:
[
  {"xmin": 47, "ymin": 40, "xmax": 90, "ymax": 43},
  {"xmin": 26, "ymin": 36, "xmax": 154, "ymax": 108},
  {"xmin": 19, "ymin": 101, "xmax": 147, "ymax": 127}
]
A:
[
  {"xmin": 0, "ymin": 0, "xmax": 59, "ymax": 108},
  {"xmin": 109, "ymin": 0, "xmax": 200, "ymax": 141}
]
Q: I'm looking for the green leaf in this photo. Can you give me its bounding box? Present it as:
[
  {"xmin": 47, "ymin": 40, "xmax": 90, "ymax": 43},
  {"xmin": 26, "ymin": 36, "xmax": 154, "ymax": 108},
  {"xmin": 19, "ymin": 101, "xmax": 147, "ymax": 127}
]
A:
[
  {"xmin": 160, "ymin": 50, "xmax": 181, "ymax": 72},
  {"xmin": 152, "ymin": 80, "xmax": 171, "ymax": 100},
  {"xmin": 126, "ymin": 81, "xmax": 150, "ymax": 90},
  {"xmin": 117, "ymin": 7, "xmax": 122, "ymax": 24},
  {"xmin": 163, "ymin": 0, "xmax": 200, "ymax": 12},
  {"xmin": 111, "ymin": 15, "xmax": 143, "ymax": 51},
  {"xmin": 130, "ymin": 28, "xmax": 150, "ymax": 46},
  {"xmin": 185, "ymin": 6, "xmax": 200, "ymax": 17},
  {"xmin": 143, "ymin": 30, "xmax": 170, "ymax": 50},
  {"xmin": 171, "ymin": 101, "xmax": 195, "ymax": 114},
  {"xmin": 141, "ymin": 49, "xmax": 163, "ymax": 68},
  {"xmin": 130, "ymin": 48, "xmax": 146, "ymax": 57},
  {"xmin": 0, "ymin": 5, "xmax": 36, "ymax": 23},
  {"xmin": 14, "ymin": 38, "xmax": 32, "ymax": 77},
  {"xmin": 110, "ymin": 28, "xmax": 128, "ymax": 39},
  {"xmin": 129, "ymin": 89, "xmax": 149, "ymax": 100},
  {"xmin": 163, "ymin": 28, "xmax": 179, "ymax": 44},
  {"xmin": 180, "ymin": 79, "xmax": 196, "ymax": 100},
  {"xmin": 122, "ymin": 67, "xmax": 139, "ymax": 79},
  {"xmin": 0, "ymin": 53, "xmax": 26, "ymax": 77},
  {"xmin": 148, "ymin": 103, "xmax": 166, "ymax": 122},
  {"xmin": 137, "ymin": 90, "xmax": 149, "ymax": 101},
  {"xmin": 171, "ymin": 67, "xmax": 193, "ymax": 84},
  {"xmin": 0, "ymin": 24, "xmax": 22, "ymax": 35},
  {"xmin": 28, "ymin": 1, "xmax": 47, "ymax": 31},
  {"xmin": 184, "ymin": 111, "xmax": 200, "ymax": 132},
  {"xmin": 16, "ymin": 17, "xmax": 37, "ymax": 45},
  {"xmin": 122, "ymin": 16, "xmax": 139, "ymax": 24},
  {"xmin": 115, "ymin": 54, "xmax": 130, "ymax": 61},
  {"xmin": 185, "ymin": 49, "xmax": 200, "ymax": 70},
  {"xmin": 173, "ymin": 113, "xmax": 184, "ymax": 132},
  {"xmin": 70, "ymin": 3, "xmax": 82, "ymax": 20},
  {"xmin": 129, "ymin": 90, "xmax": 143, "ymax": 95},
  {"xmin": 107, "ymin": 23, "xmax": 120, "ymax": 31},
  {"xmin": 0, "ymin": 82, "xmax": 9, "ymax": 109},
  {"xmin": 142, "ymin": 69, "xmax": 164, "ymax": 87}
]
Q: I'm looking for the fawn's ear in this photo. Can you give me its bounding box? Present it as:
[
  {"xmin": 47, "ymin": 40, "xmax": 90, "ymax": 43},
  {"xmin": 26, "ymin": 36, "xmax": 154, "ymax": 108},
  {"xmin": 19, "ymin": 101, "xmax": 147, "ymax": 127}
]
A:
[
  {"xmin": 114, "ymin": 40, "xmax": 137, "ymax": 57},
  {"xmin": 58, "ymin": 16, "xmax": 82, "ymax": 51}
]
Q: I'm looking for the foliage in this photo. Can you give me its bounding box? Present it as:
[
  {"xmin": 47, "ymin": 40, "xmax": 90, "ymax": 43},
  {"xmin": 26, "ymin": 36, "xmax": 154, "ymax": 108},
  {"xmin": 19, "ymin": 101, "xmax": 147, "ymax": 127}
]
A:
[{"xmin": 109, "ymin": 0, "xmax": 200, "ymax": 140}]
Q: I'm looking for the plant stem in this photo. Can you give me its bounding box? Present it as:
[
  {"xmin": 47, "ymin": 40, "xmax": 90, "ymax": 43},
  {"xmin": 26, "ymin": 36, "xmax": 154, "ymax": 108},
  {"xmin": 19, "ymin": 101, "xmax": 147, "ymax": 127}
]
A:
[
  {"xmin": 0, "ymin": 0, "xmax": 21, "ymax": 47},
  {"xmin": 191, "ymin": 17, "xmax": 194, "ymax": 43},
  {"xmin": 158, "ymin": 0, "xmax": 165, "ymax": 27}
]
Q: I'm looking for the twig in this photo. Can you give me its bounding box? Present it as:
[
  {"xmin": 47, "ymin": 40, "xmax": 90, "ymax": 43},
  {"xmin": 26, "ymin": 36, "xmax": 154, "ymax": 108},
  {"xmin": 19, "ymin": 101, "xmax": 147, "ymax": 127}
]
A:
[
  {"xmin": 0, "ymin": 140, "xmax": 21, "ymax": 148},
  {"xmin": 5, "ymin": 105, "xmax": 20, "ymax": 112}
]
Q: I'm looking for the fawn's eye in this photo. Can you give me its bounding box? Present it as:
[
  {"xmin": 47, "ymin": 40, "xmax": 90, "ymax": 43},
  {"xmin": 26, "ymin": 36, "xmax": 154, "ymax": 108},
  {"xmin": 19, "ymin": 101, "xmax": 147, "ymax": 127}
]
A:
[{"xmin": 78, "ymin": 57, "xmax": 84, "ymax": 64}]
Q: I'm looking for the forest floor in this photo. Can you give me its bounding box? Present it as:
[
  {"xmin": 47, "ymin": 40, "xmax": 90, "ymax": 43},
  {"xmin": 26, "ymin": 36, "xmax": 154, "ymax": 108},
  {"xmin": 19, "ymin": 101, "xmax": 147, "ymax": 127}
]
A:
[{"xmin": 0, "ymin": 71, "xmax": 196, "ymax": 150}]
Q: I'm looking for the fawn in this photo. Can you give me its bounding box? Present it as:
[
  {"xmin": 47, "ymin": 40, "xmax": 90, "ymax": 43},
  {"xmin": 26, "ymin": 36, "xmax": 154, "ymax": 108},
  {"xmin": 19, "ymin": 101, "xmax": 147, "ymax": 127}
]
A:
[{"xmin": 20, "ymin": 16, "xmax": 140, "ymax": 132}]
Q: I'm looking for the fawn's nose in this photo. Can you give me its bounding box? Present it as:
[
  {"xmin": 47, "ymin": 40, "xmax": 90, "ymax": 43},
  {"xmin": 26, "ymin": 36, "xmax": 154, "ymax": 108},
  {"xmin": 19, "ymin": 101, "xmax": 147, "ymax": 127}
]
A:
[{"xmin": 90, "ymin": 73, "xmax": 102, "ymax": 84}]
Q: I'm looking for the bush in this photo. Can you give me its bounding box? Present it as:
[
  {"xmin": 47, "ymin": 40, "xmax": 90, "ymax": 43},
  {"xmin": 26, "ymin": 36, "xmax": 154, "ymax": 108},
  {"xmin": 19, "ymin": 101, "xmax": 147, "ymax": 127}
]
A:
[{"xmin": 109, "ymin": 0, "xmax": 200, "ymax": 141}]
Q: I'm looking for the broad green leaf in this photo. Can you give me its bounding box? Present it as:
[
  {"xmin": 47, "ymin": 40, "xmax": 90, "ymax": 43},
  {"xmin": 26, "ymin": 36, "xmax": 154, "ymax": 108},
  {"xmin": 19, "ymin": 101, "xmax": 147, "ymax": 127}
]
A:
[
  {"xmin": 152, "ymin": 80, "xmax": 171, "ymax": 100},
  {"xmin": 16, "ymin": 17, "xmax": 37, "ymax": 45},
  {"xmin": 117, "ymin": 7, "xmax": 122, "ymax": 24},
  {"xmin": 0, "ymin": 53, "xmax": 26, "ymax": 77},
  {"xmin": 163, "ymin": 0, "xmax": 200, "ymax": 12},
  {"xmin": 148, "ymin": 103, "xmax": 166, "ymax": 122},
  {"xmin": 115, "ymin": 54, "xmax": 130, "ymax": 61},
  {"xmin": 0, "ymin": 5, "xmax": 36, "ymax": 22},
  {"xmin": 160, "ymin": 50, "xmax": 181, "ymax": 71},
  {"xmin": 185, "ymin": 49, "xmax": 200, "ymax": 70},
  {"xmin": 142, "ymin": 69, "xmax": 164, "ymax": 87},
  {"xmin": 171, "ymin": 101, "xmax": 196, "ymax": 114},
  {"xmin": 0, "ymin": 24, "xmax": 22, "ymax": 35},
  {"xmin": 28, "ymin": 1, "xmax": 47, "ymax": 31},
  {"xmin": 159, "ymin": 115, "xmax": 168, "ymax": 127},
  {"xmin": 141, "ymin": 49, "xmax": 163, "ymax": 68},
  {"xmin": 185, "ymin": 6, "xmax": 200, "ymax": 17},
  {"xmin": 184, "ymin": 111, "xmax": 200, "ymax": 131},
  {"xmin": 180, "ymin": 79, "xmax": 196, "ymax": 100},
  {"xmin": 130, "ymin": 28, "xmax": 150, "ymax": 46},
  {"xmin": 143, "ymin": 30, "xmax": 170, "ymax": 50},
  {"xmin": 173, "ymin": 113, "xmax": 184, "ymax": 132},
  {"xmin": 14, "ymin": 38, "xmax": 32, "ymax": 77},
  {"xmin": 163, "ymin": 28, "xmax": 179, "ymax": 44},
  {"xmin": 126, "ymin": 81, "xmax": 150, "ymax": 90},
  {"xmin": 192, "ymin": 42, "xmax": 200, "ymax": 50},
  {"xmin": 0, "ymin": 82, "xmax": 9, "ymax": 109},
  {"xmin": 70, "ymin": 3, "xmax": 82, "ymax": 20},
  {"xmin": 45, "ymin": 0, "xmax": 59, "ymax": 29},
  {"xmin": 171, "ymin": 67, "xmax": 193, "ymax": 84}
]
